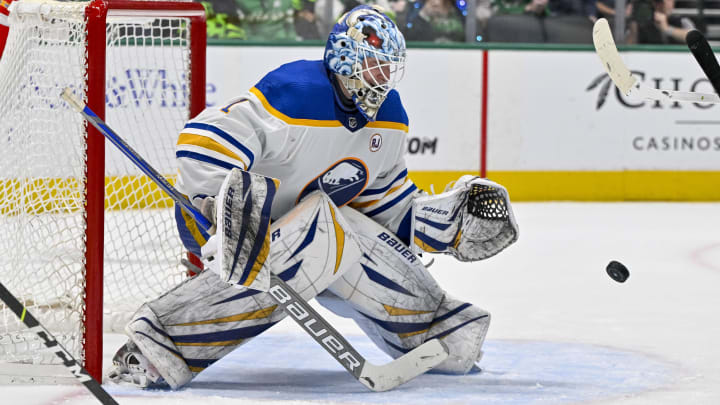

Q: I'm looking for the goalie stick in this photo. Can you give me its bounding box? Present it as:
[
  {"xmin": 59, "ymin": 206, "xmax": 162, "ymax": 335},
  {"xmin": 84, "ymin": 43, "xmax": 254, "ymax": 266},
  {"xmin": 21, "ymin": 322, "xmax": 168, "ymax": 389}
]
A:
[
  {"xmin": 686, "ymin": 29, "xmax": 720, "ymax": 95},
  {"xmin": 0, "ymin": 281, "xmax": 119, "ymax": 405},
  {"xmin": 60, "ymin": 88, "xmax": 448, "ymax": 392},
  {"xmin": 592, "ymin": 18, "xmax": 720, "ymax": 104}
]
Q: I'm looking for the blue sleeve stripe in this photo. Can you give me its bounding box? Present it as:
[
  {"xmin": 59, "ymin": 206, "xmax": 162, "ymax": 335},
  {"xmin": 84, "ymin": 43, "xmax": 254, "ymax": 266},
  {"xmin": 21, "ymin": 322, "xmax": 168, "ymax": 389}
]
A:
[
  {"xmin": 365, "ymin": 183, "xmax": 417, "ymax": 218},
  {"xmin": 184, "ymin": 122, "xmax": 255, "ymax": 170},
  {"xmin": 176, "ymin": 150, "xmax": 242, "ymax": 171},
  {"xmin": 415, "ymin": 216, "xmax": 452, "ymax": 231},
  {"xmin": 359, "ymin": 169, "xmax": 408, "ymax": 196}
]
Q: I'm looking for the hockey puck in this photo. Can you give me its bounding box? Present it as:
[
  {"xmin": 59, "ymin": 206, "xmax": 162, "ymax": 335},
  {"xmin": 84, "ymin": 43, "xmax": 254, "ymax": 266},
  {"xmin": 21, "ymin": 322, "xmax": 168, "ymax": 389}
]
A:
[{"xmin": 606, "ymin": 260, "xmax": 629, "ymax": 283}]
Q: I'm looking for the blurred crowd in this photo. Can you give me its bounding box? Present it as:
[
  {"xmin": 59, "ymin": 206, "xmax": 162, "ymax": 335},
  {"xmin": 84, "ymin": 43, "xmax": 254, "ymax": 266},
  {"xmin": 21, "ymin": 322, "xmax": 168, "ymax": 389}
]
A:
[{"xmin": 197, "ymin": 0, "xmax": 700, "ymax": 44}]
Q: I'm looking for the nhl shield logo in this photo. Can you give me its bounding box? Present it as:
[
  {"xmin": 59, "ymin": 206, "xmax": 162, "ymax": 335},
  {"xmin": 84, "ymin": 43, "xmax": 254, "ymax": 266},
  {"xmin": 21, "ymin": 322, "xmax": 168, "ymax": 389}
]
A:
[
  {"xmin": 369, "ymin": 134, "xmax": 382, "ymax": 152},
  {"xmin": 348, "ymin": 117, "xmax": 358, "ymax": 129}
]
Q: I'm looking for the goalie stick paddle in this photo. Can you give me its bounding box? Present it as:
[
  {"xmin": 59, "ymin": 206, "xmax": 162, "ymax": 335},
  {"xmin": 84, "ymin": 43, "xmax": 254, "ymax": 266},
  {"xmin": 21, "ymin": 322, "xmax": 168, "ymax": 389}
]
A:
[
  {"xmin": 592, "ymin": 18, "xmax": 720, "ymax": 104},
  {"xmin": 60, "ymin": 88, "xmax": 448, "ymax": 392},
  {"xmin": 0, "ymin": 281, "xmax": 119, "ymax": 405},
  {"xmin": 686, "ymin": 29, "xmax": 720, "ymax": 96}
]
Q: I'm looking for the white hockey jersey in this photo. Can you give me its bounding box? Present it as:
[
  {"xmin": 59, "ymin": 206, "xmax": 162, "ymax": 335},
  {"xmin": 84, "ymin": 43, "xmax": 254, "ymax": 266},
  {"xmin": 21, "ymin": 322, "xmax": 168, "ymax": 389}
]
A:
[{"xmin": 174, "ymin": 60, "xmax": 419, "ymax": 256}]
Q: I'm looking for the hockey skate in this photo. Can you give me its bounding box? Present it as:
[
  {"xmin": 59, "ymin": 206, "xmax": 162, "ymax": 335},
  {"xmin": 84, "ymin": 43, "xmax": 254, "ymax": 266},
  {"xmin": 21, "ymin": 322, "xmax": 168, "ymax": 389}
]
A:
[{"xmin": 107, "ymin": 341, "xmax": 167, "ymax": 388}]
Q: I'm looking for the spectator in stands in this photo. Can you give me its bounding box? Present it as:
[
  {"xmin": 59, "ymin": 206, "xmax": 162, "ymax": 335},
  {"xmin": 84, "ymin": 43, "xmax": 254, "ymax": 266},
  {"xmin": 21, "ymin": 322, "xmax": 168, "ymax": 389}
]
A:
[
  {"xmin": 201, "ymin": 0, "xmax": 298, "ymax": 40},
  {"xmin": 492, "ymin": 0, "xmax": 593, "ymax": 18},
  {"xmin": 313, "ymin": 0, "xmax": 394, "ymax": 38},
  {"xmin": 402, "ymin": 0, "xmax": 465, "ymax": 42},
  {"xmin": 627, "ymin": 0, "xmax": 694, "ymax": 44},
  {"xmin": 294, "ymin": 0, "xmax": 321, "ymax": 39},
  {"xmin": 523, "ymin": 0, "xmax": 595, "ymax": 18},
  {"xmin": 389, "ymin": 0, "xmax": 411, "ymax": 27},
  {"xmin": 595, "ymin": 0, "xmax": 632, "ymax": 21},
  {"xmin": 200, "ymin": 1, "xmax": 246, "ymax": 39}
]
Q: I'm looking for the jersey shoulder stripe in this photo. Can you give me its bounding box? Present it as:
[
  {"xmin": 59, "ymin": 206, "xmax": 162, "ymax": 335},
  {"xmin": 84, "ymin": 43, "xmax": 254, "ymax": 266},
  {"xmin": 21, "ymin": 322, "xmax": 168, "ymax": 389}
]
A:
[{"xmin": 183, "ymin": 122, "xmax": 256, "ymax": 169}]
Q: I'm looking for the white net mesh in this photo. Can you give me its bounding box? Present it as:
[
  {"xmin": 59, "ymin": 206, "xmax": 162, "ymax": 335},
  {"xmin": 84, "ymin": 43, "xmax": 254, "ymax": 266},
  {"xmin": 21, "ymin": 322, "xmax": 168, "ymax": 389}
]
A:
[{"xmin": 0, "ymin": 0, "xmax": 197, "ymax": 379}]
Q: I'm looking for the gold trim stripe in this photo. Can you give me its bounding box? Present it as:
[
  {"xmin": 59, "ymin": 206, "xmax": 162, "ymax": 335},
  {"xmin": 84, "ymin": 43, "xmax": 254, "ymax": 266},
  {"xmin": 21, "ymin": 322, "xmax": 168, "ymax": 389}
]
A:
[
  {"xmin": 328, "ymin": 203, "xmax": 345, "ymax": 274},
  {"xmin": 180, "ymin": 202, "xmax": 208, "ymax": 248},
  {"xmin": 249, "ymin": 87, "xmax": 408, "ymax": 132},
  {"xmin": 413, "ymin": 236, "xmax": 437, "ymax": 253},
  {"xmin": 383, "ymin": 304, "xmax": 433, "ymax": 316},
  {"xmin": 177, "ymin": 133, "xmax": 248, "ymax": 169},
  {"xmin": 366, "ymin": 120, "xmax": 409, "ymax": 133},
  {"xmin": 170, "ymin": 305, "xmax": 277, "ymax": 326},
  {"xmin": 179, "ymin": 338, "xmax": 245, "ymax": 347},
  {"xmin": 410, "ymin": 170, "xmax": 720, "ymax": 202},
  {"xmin": 6, "ymin": 170, "xmax": 720, "ymax": 218},
  {"xmin": 240, "ymin": 178, "xmax": 279, "ymax": 287},
  {"xmin": 398, "ymin": 329, "xmax": 429, "ymax": 339},
  {"xmin": 250, "ymin": 87, "xmax": 343, "ymax": 128},
  {"xmin": 453, "ymin": 230, "xmax": 463, "ymax": 249},
  {"xmin": 243, "ymin": 230, "xmax": 271, "ymax": 287}
]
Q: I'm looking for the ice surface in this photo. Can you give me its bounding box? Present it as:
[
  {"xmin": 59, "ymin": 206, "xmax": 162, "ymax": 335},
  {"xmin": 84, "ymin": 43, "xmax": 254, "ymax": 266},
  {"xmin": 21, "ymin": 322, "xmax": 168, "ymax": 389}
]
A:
[{"xmin": 4, "ymin": 202, "xmax": 720, "ymax": 404}]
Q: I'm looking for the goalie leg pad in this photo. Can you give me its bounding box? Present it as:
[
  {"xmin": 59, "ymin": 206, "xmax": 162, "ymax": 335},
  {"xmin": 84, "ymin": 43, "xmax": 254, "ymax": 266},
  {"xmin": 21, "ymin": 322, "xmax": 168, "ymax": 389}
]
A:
[
  {"xmin": 412, "ymin": 175, "xmax": 519, "ymax": 261},
  {"xmin": 425, "ymin": 294, "xmax": 490, "ymax": 374},
  {"xmin": 125, "ymin": 304, "xmax": 194, "ymax": 389},
  {"xmin": 322, "ymin": 207, "xmax": 488, "ymax": 373},
  {"xmin": 121, "ymin": 192, "xmax": 362, "ymax": 389}
]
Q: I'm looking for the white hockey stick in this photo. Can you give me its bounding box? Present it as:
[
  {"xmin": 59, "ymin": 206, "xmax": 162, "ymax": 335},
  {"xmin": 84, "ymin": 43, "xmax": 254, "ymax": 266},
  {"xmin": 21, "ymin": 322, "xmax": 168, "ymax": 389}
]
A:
[
  {"xmin": 592, "ymin": 18, "xmax": 720, "ymax": 104},
  {"xmin": 60, "ymin": 88, "xmax": 448, "ymax": 392}
]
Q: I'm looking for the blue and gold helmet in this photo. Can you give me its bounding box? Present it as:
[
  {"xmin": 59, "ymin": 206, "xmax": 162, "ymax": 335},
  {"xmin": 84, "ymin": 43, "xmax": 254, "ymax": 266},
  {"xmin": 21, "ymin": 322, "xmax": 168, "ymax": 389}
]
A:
[{"xmin": 324, "ymin": 5, "xmax": 406, "ymax": 121}]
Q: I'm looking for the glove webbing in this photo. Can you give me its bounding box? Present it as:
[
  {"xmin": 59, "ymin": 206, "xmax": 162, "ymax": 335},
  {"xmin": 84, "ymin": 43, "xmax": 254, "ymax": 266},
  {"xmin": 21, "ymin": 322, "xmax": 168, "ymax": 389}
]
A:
[{"xmin": 466, "ymin": 184, "xmax": 509, "ymax": 220}]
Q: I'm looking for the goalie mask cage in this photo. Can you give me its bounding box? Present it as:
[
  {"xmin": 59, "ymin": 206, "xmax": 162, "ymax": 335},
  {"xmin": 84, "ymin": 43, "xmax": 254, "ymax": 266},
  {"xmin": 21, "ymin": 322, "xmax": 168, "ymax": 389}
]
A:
[{"xmin": 0, "ymin": 0, "xmax": 206, "ymax": 382}]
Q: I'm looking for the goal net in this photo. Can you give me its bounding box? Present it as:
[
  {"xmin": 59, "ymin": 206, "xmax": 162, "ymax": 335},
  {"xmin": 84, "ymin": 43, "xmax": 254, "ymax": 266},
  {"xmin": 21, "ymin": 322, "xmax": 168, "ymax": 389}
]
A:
[{"xmin": 0, "ymin": 0, "xmax": 206, "ymax": 382}]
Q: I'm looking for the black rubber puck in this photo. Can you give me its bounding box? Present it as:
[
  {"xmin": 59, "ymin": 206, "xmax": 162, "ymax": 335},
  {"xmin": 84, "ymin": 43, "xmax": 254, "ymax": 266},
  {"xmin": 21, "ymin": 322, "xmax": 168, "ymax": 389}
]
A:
[{"xmin": 606, "ymin": 260, "xmax": 629, "ymax": 283}]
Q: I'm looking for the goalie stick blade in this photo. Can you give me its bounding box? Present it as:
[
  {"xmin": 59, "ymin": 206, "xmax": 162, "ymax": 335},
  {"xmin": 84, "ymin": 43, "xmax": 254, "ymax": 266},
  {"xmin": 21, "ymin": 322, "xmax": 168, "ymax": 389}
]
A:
[
  {"xmin": 358, "ymin": 339, "xmax": 449, "ymax": 392},
  {"xmin": 592, "ymin": 18, "xmax": 636, "ymax": 95},
  {"xmin": 592, "ymin": 19, "xmax": 720, "ymax": 104},
  {"xmin": 686, "ymin": 29, "xmax": 720, "ymax": 95}
]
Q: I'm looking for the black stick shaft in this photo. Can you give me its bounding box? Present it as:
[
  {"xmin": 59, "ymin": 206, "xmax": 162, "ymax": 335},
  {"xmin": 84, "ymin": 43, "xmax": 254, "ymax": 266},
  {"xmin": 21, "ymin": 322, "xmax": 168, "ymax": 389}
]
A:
[
  {"xmin": 0, "ymin": 281, "xmax": 119, "ymax": 405},
  {"xmin": 686, "ymin": 29, "xmax": 720, "ymax": 95}
]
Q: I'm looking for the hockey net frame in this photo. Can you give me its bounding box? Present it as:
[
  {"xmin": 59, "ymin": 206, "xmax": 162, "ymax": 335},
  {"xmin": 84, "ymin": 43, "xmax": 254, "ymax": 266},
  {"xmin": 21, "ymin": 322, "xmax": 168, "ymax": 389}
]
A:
[{"xmin": 0, "ymin": 0, "xmax": 206, "ymax": 382}]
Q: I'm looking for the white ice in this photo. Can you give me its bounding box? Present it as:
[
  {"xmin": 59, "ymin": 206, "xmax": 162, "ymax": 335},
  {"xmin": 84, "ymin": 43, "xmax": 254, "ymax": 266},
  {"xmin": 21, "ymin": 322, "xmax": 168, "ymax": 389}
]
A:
[{"xmin": 5, "ymin": 202, "xmax": 720, "ymax": 404}]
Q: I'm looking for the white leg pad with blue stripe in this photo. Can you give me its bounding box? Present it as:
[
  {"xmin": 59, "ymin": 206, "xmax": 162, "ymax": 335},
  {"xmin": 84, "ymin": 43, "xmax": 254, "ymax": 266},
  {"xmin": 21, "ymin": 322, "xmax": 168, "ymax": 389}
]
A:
[
  {"xmin": 125, "ymin": 304, "xmax": 194, "ymax": 389},
  {"xmin": 322, "ymin": 207, "xmax": 490, "ymax": 375},
  {"xmin": 426, "ymin": 294, "xmax": 490, "ymax": 374},
  {"xmin": 119, "ymin": 191, "xmax": 363, "ymax": 389}
]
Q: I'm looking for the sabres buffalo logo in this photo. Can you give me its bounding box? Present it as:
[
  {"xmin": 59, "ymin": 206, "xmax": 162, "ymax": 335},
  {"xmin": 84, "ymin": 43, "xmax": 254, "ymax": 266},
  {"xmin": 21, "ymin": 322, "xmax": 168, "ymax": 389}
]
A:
[{"xmin": 296, "ymin": 158, "xmax": 369, "ymax": 207}]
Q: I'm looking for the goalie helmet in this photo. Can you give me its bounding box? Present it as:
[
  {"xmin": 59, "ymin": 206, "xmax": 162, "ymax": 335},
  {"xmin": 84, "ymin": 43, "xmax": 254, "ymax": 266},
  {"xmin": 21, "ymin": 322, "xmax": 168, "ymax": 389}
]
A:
[{"xmin": 324, "ymin": 5, "xmax": 406, "ymax": 121}]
